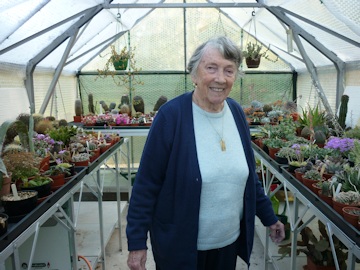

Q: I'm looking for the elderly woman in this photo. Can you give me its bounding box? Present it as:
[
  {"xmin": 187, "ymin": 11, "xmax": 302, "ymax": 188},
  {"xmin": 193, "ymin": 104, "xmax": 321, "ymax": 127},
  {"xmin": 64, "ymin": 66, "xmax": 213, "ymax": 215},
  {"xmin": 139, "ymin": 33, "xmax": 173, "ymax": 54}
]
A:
[{"xmin": 126, "ymin": 36, "xmax": 284, "ymax": 270}]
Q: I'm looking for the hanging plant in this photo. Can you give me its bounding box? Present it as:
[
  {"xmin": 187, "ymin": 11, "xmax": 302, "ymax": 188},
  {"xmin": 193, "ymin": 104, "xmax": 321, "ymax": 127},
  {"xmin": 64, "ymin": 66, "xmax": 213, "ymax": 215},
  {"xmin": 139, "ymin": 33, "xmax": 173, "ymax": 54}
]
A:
[
  {"xmin": 96, "ymin": 45, "xmax": 143, "ymax": 92},
  {"xmin": 242, "ymin": 41, "xmax": 278, "ymax": 68}
]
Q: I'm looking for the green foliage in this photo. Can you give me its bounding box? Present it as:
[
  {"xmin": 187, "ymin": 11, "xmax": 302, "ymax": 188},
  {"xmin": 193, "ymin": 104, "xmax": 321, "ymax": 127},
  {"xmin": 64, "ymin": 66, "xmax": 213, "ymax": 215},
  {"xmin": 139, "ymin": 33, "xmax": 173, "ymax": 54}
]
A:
[
  {"xmin": 345, "ymin": 126, "xmax": 360, "ymax": 140},
  {"xmin": 314, "ymin": 130, "xmax": 326, "ymax": 144},
  {"xmin": 263, "ymin": 137, "xmax": 287, "ymax": 149},
  {"xmin": 46, "ymin": 126, "xmax": 78, "ymax": 146},
  {"xmin": 333, "ymin": 164, "xmax": 360, "ymax": 193},
  {"xmin": 299, "ymin": 104, "xmax": 327, "ymax": 131},
  {"xmin": 278, "ymin": 220, "xmax": 348, "ymax": 269},
  {"xmin": 242, "ymin": 42, "xmax": 263, "ymax": 60},
  {"xmin": 22, "ymin": 174, "xmax": 52, "ymax": 188},
  {"xmin": 303, "ymin": 169, "xmax": 322, "ymax": 181}
]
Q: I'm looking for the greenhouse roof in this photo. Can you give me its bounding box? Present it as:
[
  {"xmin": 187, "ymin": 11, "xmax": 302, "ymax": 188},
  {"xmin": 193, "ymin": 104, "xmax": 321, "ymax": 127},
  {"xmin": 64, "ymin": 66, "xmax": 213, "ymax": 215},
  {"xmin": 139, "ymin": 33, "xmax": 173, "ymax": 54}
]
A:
[{"xmin": 0, "ymin": 0, "xmax": 359, "ymax": 74}]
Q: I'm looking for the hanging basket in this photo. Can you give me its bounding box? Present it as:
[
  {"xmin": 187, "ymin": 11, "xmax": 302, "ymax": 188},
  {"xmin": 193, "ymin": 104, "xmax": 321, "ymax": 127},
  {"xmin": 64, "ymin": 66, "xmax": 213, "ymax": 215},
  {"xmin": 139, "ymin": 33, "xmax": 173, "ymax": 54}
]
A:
[
  {"xmin": 246, "ymin": 57, "xmax": 261, "ymax": 68},
  {"xmin": 112, "ymin": 58, "xmax": 128, "ymax": 70}
]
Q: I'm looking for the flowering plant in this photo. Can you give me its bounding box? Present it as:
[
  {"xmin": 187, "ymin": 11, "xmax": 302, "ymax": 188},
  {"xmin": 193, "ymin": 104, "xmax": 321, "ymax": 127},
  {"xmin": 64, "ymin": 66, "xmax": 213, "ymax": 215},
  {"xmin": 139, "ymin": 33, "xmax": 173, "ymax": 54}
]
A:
[
  {"xmin": 82, "ymin": 115, "xmax": 97, "ymax": 126},
  {"xmin": 33, "ymin": 132, "xmax": 56, "ymax": 158},
  {"xmin": 288, "ymin": 143, "xmax": 308, "ymax": 166},
  {"xmin": 324, "ymin": 137, "xmax": 355, "ymax": 157},
  {"xmin": 115, "ymin": 114, "xmax": 130, "ymax": 125}
]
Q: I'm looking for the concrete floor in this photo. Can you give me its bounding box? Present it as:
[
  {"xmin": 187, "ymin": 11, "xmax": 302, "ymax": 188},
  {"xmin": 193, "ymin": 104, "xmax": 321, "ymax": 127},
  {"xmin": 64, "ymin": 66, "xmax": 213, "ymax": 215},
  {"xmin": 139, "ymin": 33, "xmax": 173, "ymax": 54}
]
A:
[{"xmin": 96, "ymin": 203, "xmax": 274, "ymax": 270}]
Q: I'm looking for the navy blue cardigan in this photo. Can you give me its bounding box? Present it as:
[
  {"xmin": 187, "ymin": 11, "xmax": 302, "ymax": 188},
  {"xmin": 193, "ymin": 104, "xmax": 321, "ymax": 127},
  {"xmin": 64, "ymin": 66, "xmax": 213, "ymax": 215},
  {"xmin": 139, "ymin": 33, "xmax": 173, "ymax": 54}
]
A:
[{"xmin": 126, "ymin": 92, "xmax": 278, "ymax": 269}]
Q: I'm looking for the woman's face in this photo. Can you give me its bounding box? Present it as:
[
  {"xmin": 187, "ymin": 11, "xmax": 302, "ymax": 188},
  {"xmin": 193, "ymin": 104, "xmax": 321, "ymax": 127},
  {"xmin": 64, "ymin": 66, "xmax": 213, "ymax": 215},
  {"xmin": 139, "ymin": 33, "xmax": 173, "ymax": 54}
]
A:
[{"xmin": 192, "ymin": 47, "xmax": 237, "ymax": 112}]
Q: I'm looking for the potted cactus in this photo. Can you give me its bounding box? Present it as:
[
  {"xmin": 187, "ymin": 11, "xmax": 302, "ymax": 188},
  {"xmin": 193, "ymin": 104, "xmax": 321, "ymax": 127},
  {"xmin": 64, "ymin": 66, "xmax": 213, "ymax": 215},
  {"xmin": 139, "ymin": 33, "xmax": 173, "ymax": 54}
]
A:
[
  {"xmin": 74, "ymin": 99, "xmax": 83, "ymax": 122},
  {"xmin": 332, "ymin": 191, "xmax": 360, "ymax": 216},
  {"xmin": 302, "ymin": 169, "xmax": 323, "ymax": 193},
  {"xmin": 342, "ymin": 206, "xmax": 360, "ymax": 229}
]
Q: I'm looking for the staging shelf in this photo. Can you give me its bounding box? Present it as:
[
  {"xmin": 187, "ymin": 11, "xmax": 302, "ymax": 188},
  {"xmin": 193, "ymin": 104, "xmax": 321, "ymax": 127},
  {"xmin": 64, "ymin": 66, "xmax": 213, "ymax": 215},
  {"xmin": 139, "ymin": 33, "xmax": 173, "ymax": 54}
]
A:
[
  {"xmin": 253, "ymin": 142, "xmax": 360, "ymax": 270},
  {"xmin": 0, "ymin": 138, "xmax": 131, "ymax": 270}
]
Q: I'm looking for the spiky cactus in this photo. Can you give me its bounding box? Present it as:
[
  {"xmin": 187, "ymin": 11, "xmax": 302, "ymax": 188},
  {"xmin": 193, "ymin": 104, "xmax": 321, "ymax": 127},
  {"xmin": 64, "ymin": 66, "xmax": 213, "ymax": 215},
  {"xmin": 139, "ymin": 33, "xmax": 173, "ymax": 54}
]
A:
[
  {"xmin": 133, "ymin": 96, "xmax": 144, "ymax": 113},
  {"xmin": 88, "ymin": 93, "xmax": 95, "ymax": 114},
  {"xmin": 99, "ymin": 101, "xmax": 109, "ymax": 112},
  {"xmin": 153, "ymin": 96, "xmax": 168, "ymax": 111},
  {"xmin": 109, "ymin": 102, "xmax": 116, "ymax": 111},
  {"xmin": 75, "ymin": 99, "xmax": 83, "ymax": 116},
  {"xmin": 314, "ymin": 130, "xmax": 326, "ymax": 144},
  {"xmin": 338, "ymin": 95, "xmax": 349, "ymax": 129}
]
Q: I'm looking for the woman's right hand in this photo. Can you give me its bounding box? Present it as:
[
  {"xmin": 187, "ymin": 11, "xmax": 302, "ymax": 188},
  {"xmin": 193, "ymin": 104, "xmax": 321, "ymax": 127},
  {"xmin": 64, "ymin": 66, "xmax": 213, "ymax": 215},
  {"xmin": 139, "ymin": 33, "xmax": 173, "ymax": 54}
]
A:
[{"xmin": 127, "ymin": 250, "xmax": 147, "ymax": 270}]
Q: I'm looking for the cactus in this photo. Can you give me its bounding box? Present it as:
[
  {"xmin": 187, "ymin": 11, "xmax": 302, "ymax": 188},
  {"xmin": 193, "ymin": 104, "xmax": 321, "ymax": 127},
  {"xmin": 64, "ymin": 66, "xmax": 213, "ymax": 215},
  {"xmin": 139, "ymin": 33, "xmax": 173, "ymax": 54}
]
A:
[
  {"xmin": 300, "ymin": 126, "xmax": 312, "ymax": 138},
  {"xmin": 75, "ymin": 99, "xmax": 83, "ymax": 116},
  {"xmin": 118, "ymin": 94, "xmax": 130, "ymax": 109},
  {"xmin": 153, "ymin": 96, "xmax": 168, "ymax": 111},
  {"xmin": 109, "ymin": 102, "xmax": 116, "ymax": 111},
  {"xmin": 262, "ymin": 104, "xmax": 273, "ymax": 114},
  {"xmin": 35, "ymin": 119, "xmax": 54, "ymax": 134},
  {"xmin": 99, "ymin": 101, "xmax": 109, "ymax": 112},
  {"xmin": 120, "ymin": 104, "xmax": 130, "ymax": 115},
  {"xmin": 87, "ymin": 142, "xmax": 97, "ymax": 151},
  {"xmin": 338, "ymin": 95, "xmax": 349, "ymax": 129},
  {"xmin": 88, "ymin": 93, "xmax": 95, "ymax": 114},
  {"xmin": 133, "ymin": 96, "xmax": 145, "ymax": 113},
  {"xmin": 58, "ymin": 119, "xmax": 68, "ymax": 127},
  {"xmin": 314, "ymin": 130, "xmax": 326, "ymax": 144},
  {"xmin": 333, "ymin": 191, "xmax": 360, "ymax": 206}
]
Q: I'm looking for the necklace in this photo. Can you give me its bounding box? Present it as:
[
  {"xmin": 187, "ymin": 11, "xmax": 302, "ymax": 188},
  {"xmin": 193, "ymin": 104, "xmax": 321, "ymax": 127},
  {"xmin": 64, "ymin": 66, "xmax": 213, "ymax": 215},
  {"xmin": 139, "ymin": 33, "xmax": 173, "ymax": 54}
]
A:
[
  {"xmin": 205, "ymin": 113, "xmax": 226, "ymax": 151},
  {"xmin": 193, "ymin": 94, "xmax": 226, "ymax": 151}
]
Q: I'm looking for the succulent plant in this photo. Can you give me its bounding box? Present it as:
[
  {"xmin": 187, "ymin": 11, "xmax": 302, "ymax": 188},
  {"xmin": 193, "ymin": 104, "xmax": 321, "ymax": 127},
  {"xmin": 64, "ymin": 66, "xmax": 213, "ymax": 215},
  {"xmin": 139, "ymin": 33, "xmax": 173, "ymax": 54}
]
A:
[
  {"xmin": 75, "ymin": 99, "xmax": 83, "ymax": 116},
  {"xmin": 262, "ymin": 104, "xmax": 273, "ymax": 113},
  {"xmin": 109, "ymin": 102, "xmax": 116, "ymax": 111},
  {"xmin": 314, "ymin": 130, "xmax": 326, "ymax": 144},
  {"xmin": 333, "ymin": 191, "xmax": 360, "ymax": 206},
  {"xmin": 251, "ymin": 100, "xmax": 263, "ymax": 109},
  {"xmin": 88, "ymin": 93, "xmax": 95, "ymax": 114},
  {"xmin": 303, "ymin": 169, "xmax": 322, "ymax": 181}
]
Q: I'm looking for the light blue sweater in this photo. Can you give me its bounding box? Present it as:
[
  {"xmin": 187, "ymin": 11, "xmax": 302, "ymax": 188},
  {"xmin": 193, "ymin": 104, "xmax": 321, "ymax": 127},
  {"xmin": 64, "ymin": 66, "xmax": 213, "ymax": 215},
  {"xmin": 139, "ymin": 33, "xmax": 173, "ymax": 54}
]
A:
[{"xmin": 193, "ymin": 101, "xmax": 249, "ymax": 250}]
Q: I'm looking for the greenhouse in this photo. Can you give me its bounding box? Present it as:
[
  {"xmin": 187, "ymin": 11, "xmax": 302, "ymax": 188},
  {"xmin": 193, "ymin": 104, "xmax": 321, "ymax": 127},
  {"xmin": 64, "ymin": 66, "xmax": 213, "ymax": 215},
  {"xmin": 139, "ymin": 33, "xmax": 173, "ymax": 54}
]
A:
[{"xmin": 0, "ymin": 0, "xmax": 360, "ymax": 269}]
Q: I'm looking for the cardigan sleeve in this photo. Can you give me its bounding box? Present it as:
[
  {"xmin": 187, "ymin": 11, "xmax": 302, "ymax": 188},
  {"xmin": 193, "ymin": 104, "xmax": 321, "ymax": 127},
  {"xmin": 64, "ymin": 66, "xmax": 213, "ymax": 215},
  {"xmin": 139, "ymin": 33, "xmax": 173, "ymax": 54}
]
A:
[{"xmin": 126, "ymin": 108, "xmax": 174, "ymax": 251}]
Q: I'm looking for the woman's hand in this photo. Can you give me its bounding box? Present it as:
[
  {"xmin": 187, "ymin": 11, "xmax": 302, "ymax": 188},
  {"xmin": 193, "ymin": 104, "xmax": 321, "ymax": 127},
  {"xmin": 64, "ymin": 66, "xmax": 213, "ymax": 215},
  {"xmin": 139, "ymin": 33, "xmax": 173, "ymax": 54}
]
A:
[
  {"xmin": 127, "ymin": 250, "xmax": 147, "ymax": 270},
  {"xmin": 269, "ymin": 220, "xmax": 285, "ymax": 243}
]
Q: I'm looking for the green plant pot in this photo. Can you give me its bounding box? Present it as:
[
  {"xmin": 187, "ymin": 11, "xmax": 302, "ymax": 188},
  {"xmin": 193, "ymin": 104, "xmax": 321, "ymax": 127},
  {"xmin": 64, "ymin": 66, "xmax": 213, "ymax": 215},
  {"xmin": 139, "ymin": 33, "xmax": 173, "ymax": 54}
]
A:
[{"xmin": 112, "ymin": 59, "xmax": 128, "ymax": 70}]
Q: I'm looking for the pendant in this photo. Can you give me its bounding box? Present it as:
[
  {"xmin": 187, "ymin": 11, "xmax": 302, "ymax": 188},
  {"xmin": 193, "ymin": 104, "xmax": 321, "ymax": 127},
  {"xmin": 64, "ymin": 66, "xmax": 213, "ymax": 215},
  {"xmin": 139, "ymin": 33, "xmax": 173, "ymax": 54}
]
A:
[{"xmin": 220, "ymin": 139, "xmax": 226, "ymax": 151}]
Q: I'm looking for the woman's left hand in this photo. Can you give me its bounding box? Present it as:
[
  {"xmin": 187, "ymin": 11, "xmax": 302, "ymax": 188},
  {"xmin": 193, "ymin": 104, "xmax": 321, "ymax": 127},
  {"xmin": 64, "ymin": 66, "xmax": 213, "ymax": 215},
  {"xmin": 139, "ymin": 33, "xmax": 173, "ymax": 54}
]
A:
[{"xmin": 268, "ymin": 220, "xmax": 285, "ymax": 243}]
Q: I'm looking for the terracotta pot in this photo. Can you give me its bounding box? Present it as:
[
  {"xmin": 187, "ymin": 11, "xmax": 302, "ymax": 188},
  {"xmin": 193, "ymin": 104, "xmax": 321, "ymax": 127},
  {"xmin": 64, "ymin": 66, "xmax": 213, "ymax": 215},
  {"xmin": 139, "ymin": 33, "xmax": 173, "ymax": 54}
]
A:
[
  {"xmin": 294, "ymin": 168, "xmax": 304, "ymax": 182},
  {"xmin": 39, "ymin": 155, "xmax": 51, "ymax": 172},
  {"xmin": 322, "ymin": 172, "xmax": 334, "ymax": 180},
  {"xmin": 311, "ymin": 181, "xmax": 323, "ymax": 195},
  {"xmin": 332, "ymin": 199, "xmax": 349, "ymax": 217},
  {"xmin": 50, "ymin": 173, "xmax": 65, "ymax": 191},
  {"xmin": 342, "ymin": 206, "xmax": 360, "ymax": 229},
  {"xmin": 306, "ymin": 256, "xmax": 335, "ymax": 270},
  {"xmin": 73, "ymin": 115, "xmax": 82, "ymax": 122},
  {"xmin": 318, "ymin": 190, "xmax": 333, "ymax": 207},
  {"xmin": 0, "ymin": 173, "xmax": 12, "ymax": 197},
  {"xmin": 72, "ymin": 160, "xmax": 89, "ymax": 167},
  {"xmin": 268, "ymin": 147, "xmax": 280, "ymax": 159},
  {"xmin": 301, "ymin": 176, "xmax": 320, "ymax": 193},
  {"xmin": 100, "ymin": 143, "xmax": 112, "ymax": 154}
]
